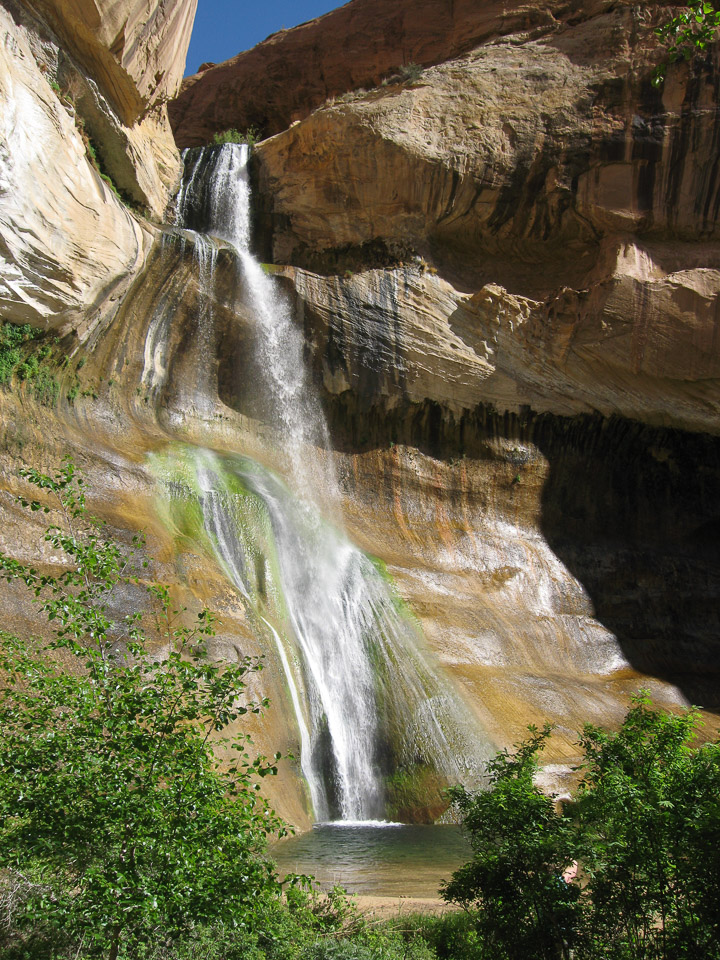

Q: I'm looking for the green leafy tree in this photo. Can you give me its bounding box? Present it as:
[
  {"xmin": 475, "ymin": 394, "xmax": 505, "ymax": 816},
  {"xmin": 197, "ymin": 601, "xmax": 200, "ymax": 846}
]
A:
[
  {"xmin": 576, "ymin": 693, "xmax": 720, "ymax": 960},
  {"xmin": 441, "ymin": 725, "xmax": 580, "ymax": 960},
  {"xmin": 0, "ymin": 460, "xmax": 286, "ymax": 959},
  {"xmin": 653, "ymin": 1, "xmax": 720, "ymax": 85},
  {"xmin": 446, "ymin": 697, "xmax": 720, "ymax": 960}
]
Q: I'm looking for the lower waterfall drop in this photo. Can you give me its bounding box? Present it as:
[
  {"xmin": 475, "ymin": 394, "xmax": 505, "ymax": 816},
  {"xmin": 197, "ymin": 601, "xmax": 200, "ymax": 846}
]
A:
[{"xmin": 162, "ymin": 143, "xmax": 491, "ymax": 822}]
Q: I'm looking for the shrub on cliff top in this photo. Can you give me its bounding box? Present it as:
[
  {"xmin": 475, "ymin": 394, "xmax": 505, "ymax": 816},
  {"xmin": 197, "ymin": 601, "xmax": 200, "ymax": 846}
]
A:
[{"xmin": 212, "ymin": 126, "xmax": 260, "ymax": 147}]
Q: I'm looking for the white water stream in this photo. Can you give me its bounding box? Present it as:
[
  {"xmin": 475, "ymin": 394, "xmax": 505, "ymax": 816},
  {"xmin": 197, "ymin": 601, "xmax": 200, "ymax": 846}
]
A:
[{"xmin": 168, "ymin": 144, "xmax": 488, "ymax": 821}]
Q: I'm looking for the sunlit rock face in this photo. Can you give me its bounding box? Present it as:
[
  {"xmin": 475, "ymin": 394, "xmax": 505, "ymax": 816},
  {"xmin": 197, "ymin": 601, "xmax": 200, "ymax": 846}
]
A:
[
  {"xmin": 252, "ymin": 6, "xmax": 720, "ymax": 281},
  {"xmin": 29, "ymin": 0, "xmax": 196, "ymax": 124},
  {"xmin": 0, "ymin": 0, "xmax": 194, "ymax": 337},
  {"xmin": 1, "ymin": 0, "xmax": 720, "ymax": 827},
  {"xmin": 169, "ymin": 0, "xmax": 621, "ymax": 147},
  {"xmin": 248, "ymin": 4, "xmax": 720, "ymax": 436},
  {"xmin": 282, "ymin": 263, "xmax": 720, "ymax": 435},
  {"xmin": 0, "ymin": 3, "xmax": 153, "ymax": 335},
  {"xmin": 27, "ymin": 0, "xmax": 195, "ymax": 214},
  {"xmin": 1, "ymin": 0, "xmax": 187, "ymax": 229}
]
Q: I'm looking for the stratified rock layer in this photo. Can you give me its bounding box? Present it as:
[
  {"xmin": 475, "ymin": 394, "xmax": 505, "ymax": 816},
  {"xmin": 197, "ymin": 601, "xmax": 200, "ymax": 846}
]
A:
[
  {"xmin": 250, "ymin": 3, "xmax": 720, "ymax": 435},
  {"xmin": 286, "ymin": 257, "xmax": 720, "ymax": 435},
  {"xmin": 170, "ymin": 0, "xmax": 621, "ymax": 147}
]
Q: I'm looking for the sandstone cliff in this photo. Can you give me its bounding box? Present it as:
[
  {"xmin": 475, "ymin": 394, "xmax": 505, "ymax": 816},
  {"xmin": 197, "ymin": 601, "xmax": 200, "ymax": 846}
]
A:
[
  {"xmin": 172, "ymin": 0, "xmax": 720, "ymax": 435},
  {"xmin": 0, "ymin": 0, "xmax": 193, "ymax": 336},
  {"xmin": 31, "ymin": 0, "xmax": 196, "ymax": 125},
  {"xmin": 170, "ymin": 0, "xmax": 626, "ymax": 147},
  {"xmin": 250, "ymin": 4, "xmax": 720, "ymax": 437},
  {"xmin": 0, "ymin": 0, "xmax": 719, "ymax": 828},
  {"xmin": 1, "ymin": 0, "xmax": 192, "ymax": 229}
]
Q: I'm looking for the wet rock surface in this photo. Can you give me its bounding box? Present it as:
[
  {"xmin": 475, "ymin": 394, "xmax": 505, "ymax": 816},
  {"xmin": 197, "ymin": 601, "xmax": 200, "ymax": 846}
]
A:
[{"xmin": 1, "ymin": 0, "xmax": 720, "ymax": 823}]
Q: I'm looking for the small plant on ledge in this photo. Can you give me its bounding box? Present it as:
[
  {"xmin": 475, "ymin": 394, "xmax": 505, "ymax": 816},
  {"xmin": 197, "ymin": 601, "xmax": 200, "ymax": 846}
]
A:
[
  {"xmin": 212, "ymin": 125, "xmax": 261, "ymax": 147},
  {"xmin": 0, "ymin": 321, "xmax": 61, "ymax": 407}
]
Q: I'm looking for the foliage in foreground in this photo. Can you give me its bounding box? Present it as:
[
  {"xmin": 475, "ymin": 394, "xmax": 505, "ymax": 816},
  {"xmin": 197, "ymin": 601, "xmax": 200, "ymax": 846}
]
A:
[
  {"xmin": 443, "ymin": 698, "xmax": 720, "ymax": 960},
  {"xmin": 653, "ymin": 0, "xmax": 720, "ymax": 85},
  {"xmin": 443, "ymin": 725, "xmax": 578, "ymax": 960},
  {"xmin": 0, "ymin": 460, "xmax": 284, "ymax": 958}
]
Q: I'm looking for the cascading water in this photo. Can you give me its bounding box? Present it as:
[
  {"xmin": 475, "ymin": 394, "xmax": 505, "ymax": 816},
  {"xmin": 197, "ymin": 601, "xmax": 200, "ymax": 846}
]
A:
[
  {"xmin": 176, "ymin": 144, "xmax": 332, "ymax": 493},
  {"xmin": 193, "ymin": 449, "xmax": 386, "ymax": 820},
  {"xmin": 163, "ymin": 143, "xmax": 491, "ymax": 822}
]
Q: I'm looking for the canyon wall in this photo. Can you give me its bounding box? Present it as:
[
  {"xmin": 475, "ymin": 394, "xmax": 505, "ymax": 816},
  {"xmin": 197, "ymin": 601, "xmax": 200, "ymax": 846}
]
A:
[
  {"xmin": 0, "ymin": 0, "xmax": 719, "ymax": 826},
  {"xmin": 171, "ymin": 0, "xmax": 633, "ymax": 147},
  {"xmin": 189, "ymin": 0, "xmax": 720, "ymax": 734}
]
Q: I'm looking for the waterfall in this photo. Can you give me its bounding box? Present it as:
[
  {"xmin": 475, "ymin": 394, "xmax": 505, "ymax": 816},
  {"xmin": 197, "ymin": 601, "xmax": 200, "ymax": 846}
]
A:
[
  {"xmin": 167, "ymin": 144, "xmax": 490, "ymax": 822},
  {"xmin": 192, "ymin": 449, "xmax": 385, "ymax": 820},
  {"xmin": 176, "ymin": 144, "xmax": 333, "ymax": 495}
]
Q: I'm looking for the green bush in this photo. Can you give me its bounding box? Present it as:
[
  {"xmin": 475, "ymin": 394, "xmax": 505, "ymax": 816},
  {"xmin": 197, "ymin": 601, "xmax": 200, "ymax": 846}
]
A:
[
  {"xmin": 398, "ymin": 62, "xmax": 423, "ymax": 82},
  {"xmin": 212, "ymin": 125, "xmax": 261, "ymax": 147},
  {"xmin": 0, "ymin": 322, "xmax": 39, "ymax": 385},
  {"xmin": 0, "ymin": 322, "xmax": 61, "ymax": 406},
  {"xmin": 444, "ymin": 697, "xmax": 720, "ymax": 960},
  {"xmin": 380, "ymin": 62, "xmax": 424, "ymax": 89},
  {"xmin": 30, "ymin": 366, "xmax": 60, "ymax": 405},
  {"xmin": 311, "ymin": 944, "xmax": 375, "ymax": 960},
  {"xmin": 575, "ymin": 695, "xmax": 720, "ymax": 959},
  {"xmin": 653, "ymin": 1, "xmax": 720, "ymax": 85},
  {"xmin": 443, "ymin": 725, "xmax": 579, "ymax": 960},
  {"xmin": 0, "ymin": 460, "xmax": 286, "ymax": 959},
  {"xmin": 395, "ymin": 913, "xmax": 483, "ymax": 960}
]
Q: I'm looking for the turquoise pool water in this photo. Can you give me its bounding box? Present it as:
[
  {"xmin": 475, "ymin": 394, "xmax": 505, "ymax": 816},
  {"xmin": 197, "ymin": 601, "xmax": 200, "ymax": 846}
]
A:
[{"xmin": 271, "ymin": 822, "xmax": 471, "ymax": 898}]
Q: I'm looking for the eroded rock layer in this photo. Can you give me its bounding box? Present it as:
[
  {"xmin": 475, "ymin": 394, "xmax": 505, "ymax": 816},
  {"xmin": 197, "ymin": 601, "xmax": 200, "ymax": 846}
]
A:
[
  {"xmin": 171, "ymin": 0, "xmax": 628, "ymax": 147},
  {"xmin": 0, "ymin": 0, "xmax": 719, "ymax": 825},
  {"xmin": 249, "ymin": 5, "xmax": 720, "ymax": 434}
]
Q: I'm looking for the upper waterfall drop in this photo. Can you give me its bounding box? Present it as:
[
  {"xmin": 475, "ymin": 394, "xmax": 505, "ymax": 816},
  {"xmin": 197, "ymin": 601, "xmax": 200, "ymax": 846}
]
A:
[
  {"xmin": 175, "ymin": 143, "xmax": 251, "ymax": 251},
  {"xmin": 167, "ymin": 143, "xmax": 493, "ymax": 823},
  {"xmin": 177, "ymin": 143, "xmax": 333, "ymax": 497}
]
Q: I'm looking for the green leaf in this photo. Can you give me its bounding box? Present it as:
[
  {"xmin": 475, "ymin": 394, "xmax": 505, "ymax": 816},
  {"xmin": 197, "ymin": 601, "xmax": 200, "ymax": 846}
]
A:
[{"xmin": 0, "ymin": 459, "xmax": 286, "ymax": 950}]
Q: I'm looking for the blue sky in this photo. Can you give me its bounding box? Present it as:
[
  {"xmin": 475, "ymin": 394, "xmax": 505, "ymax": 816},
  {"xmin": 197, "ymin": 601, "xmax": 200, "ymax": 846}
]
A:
[{"xmin": 185, "ymin": 1, "xmax": 345, "ymax": 75}]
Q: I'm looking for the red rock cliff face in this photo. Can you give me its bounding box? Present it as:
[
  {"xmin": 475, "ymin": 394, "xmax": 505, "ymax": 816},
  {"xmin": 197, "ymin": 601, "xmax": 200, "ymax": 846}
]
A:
[
  {"xmin": 169, "ymin": 0, "xmax": 624, "ymax": 147},
  {"xmin": 166, "ymin": 0, "xmax": 720, "ymax": 722}
]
